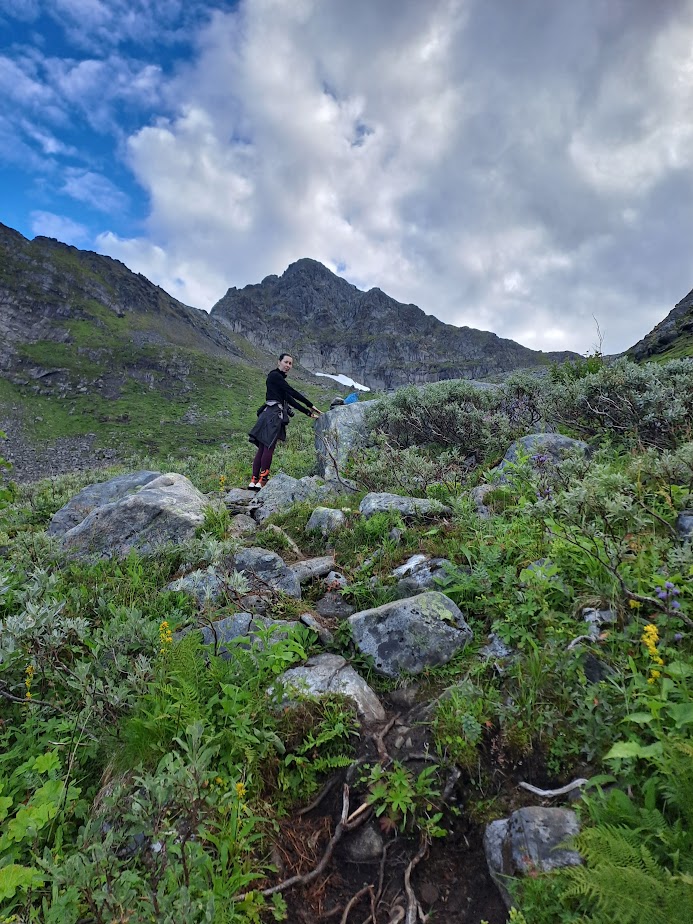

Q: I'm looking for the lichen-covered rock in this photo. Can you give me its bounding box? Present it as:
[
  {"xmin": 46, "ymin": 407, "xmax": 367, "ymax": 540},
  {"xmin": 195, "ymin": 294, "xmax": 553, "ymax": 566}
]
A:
[
  {"xmin": 288, "ymin": 556, "xmax": 336, "ymax": 584},
  {"xmin": 59, "ymin": 473, "xmax": 207, "ymax": 558},
  {"xmin": 252, "ymin": 473, "xmax": 323, "ymax": 523},
  {"xmin": 359, "ymin": 492, "xmax": 451, "ymax": 520},
  {"xmin": 47, "ymin": 470, "xmax": 161, "ymax": 536},
  {"xmin": 194, "ymin": 612, "xmax": 299, "ymax": 657},
  {"xmin": 229, "ymin": 513, "xmax": 258, "ymax": 537},
  {"xmin": 314, "ymin": 402, "xmax": 373, "ymax": 479},
  {"xmin": 230, "ymin": 547, "xmax": 302, "ymax": 598},
  {"xmin": 391, "ymin": 555, "xmax": 452, "ymax": 599},
  {"xmin": 470, "ymin": 484, "xmax": 495, "ymax": 520},
  {"xmin": 306, "ymin": 506, "xmax": 347, "ymax": 537},
  {"xmin": 484, "ymin": 807, "xmax": 582, "ymax": 908},
  {"xmin": 277, "ymin": 653, "xmax": 385, "ymax": 724},
  {"xmin": 495, "ymin": 433, "xmax": 588, "ymax": 481},
  {"xmin": 347, "ymin": 592, "xmax": 472, "ymax": 678}
]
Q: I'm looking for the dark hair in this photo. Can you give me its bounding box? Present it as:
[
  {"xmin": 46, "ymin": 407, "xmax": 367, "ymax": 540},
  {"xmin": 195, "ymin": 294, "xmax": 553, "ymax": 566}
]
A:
[{"xmin": 279, "ymin": 353, "xmax": 293, "ymax": 361}]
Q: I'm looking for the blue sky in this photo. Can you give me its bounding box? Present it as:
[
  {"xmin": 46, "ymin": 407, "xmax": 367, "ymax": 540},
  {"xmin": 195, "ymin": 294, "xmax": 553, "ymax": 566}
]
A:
[{"xmin": 1, "ymin": 0, "xmax": 692, "ymax": 355}]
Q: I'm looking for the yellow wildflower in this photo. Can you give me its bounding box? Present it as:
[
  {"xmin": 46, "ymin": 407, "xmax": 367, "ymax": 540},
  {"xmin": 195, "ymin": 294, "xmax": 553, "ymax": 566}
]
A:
[
  {"xmin": 628, "ymin": 599, "xmax": 642, "ymax": 609},
  {"xmin": 25, "ymin": 663, "xmax": 34, "ymax": 700},
  {"xmin": 158, "ymin": 620, "xmax": 173, "ymax": 652},
  {"xmin": 235, "ymin": 781, "xmax": 247, "ymax": 800}
]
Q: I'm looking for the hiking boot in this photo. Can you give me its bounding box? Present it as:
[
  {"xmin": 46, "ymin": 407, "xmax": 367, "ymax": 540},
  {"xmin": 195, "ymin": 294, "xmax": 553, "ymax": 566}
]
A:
[
  {"xmin": 258, "ymin": 469, "xmax": 270, "ymax": 488},
  {"xmin": 248, "ymin": 475, "xmax": 261, "ymax": 490}
]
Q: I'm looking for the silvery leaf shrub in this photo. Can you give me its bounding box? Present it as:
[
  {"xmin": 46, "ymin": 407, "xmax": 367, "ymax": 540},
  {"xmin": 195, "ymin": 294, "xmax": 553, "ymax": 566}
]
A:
[
  {"xmin": 541, "ymin": 357, "xmax": 693, "ymax": 448},
  {"xmin": 364, "ymin": 379, "xmax": 541, "ymax": 458}
]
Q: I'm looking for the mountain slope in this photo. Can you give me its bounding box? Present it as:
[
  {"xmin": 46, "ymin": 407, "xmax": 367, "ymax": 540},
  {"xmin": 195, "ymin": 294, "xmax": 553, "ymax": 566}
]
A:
[
  {"xmin": 627, "ymin": 286, "xmax": 693, "ymax": 361},
  {"xmin": 211, "ymin": 258, "xmax": 578, "ymax": 390},
  {"xmin": 0, "ymin": 223, "xmax": 328, "ymax": 468}
]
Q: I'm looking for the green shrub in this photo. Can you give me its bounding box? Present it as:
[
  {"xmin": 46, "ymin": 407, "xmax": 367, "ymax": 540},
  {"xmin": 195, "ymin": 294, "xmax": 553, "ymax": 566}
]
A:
[{"xmin": 541, "ymin": 357, "xmax": 693, "ymax": 448}]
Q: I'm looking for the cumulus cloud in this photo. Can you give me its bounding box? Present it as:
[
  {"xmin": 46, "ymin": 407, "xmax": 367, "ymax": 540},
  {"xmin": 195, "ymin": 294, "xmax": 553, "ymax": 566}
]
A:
[
  {"xmin": 94, "ymin": 0, "xmax": 693, "ymax": 354},
  {"xmin": 3, "ymin": 0, "xmax": 692, "ymax": 354},
  {"xmin": 30, "ymin": 209, "xmax": 88, "ymax": 244}
]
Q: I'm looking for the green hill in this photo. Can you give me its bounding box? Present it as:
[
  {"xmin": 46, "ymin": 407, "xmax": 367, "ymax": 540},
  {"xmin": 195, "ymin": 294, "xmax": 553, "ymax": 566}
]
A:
[{"xmin": 0, "ymin": 224, "xmax": 331, "ymax": 470}]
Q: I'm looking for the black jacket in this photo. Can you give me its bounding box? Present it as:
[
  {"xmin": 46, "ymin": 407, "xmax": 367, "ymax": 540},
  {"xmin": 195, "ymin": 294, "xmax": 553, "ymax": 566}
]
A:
[{"xmin": 265, "ymin": 369, "xmax": 313, "ymax": 415}]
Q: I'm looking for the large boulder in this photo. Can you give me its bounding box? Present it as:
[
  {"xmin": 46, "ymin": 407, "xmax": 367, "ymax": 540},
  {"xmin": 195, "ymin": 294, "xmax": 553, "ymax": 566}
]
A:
[
  {"xmin": 314, "ymin": 402, "xmax": 373, "ymax": 480},
  {"xmin": 359, "ymin": 493, "xmax": 451, "ymax": 520},
  {"xmin": 484, "ymin": 807, "xmax": 582, "ymax": 908},
  {"xmin": 47, "ymin": 471, "xmax": 161, "ymax": 536},
  {"xmin": 495, "ymin": 433, "xmax": 588, "ymax": 481},
  {"xmin": 277, "ymin": 653, "xmax": 386, "ymax": 724},
  {"xmin": 58, "ymin": 473, "xmax": 207, "ymax": 557},
  {"xmin": 251, "ymin": 473, "xmax": 327, "ymax": 524},
  {"xmin": 347, "ymin": 592, "xmax": 472, "ymax": 678}
]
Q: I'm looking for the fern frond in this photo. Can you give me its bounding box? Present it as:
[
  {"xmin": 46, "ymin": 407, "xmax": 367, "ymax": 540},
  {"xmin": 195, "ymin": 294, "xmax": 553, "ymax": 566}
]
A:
[{"xmin": 565, "ymin": 827, "xmax": 693, "ymax": 924}]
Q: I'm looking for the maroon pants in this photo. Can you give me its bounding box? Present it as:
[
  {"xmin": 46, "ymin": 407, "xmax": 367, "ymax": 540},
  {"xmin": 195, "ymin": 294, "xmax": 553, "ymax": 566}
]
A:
[{"xmin": 252, "ymin": 443, "xmax": 275, "ymax": 478}]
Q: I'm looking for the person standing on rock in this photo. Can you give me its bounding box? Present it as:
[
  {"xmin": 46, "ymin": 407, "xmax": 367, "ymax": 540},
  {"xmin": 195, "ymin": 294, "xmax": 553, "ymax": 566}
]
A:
[{"xmin": 248, "ymin": 353, "xmax": 321, "ymax": 489}]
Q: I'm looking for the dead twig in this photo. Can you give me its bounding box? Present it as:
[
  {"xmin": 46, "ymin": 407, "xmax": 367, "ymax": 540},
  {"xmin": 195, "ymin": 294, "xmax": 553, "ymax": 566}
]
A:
[
  {"xmin": 404, "ymin": 838, "xmax": 429, "ymax": 924},
  {"xmin": 373, "ymin": 714, "xmax": 399, "ymax": 763},
  {"xmin": 298, "ymin": 774, "xmax": 341, "ymax": 816},
  {"xmin": 238, "ymin": 784, "xmax": 351, "ymax": 901},
  {"xmin": 345, "ymin": 800, "xmax": 372, "ymax": 828},
  {"xmin": 340, "ymin": 885, "xmax": 374, "ymax": 924},
  {"xmin": 441, "ymin": 766, "xmax": 461, "ymax": 802},
  {"xmin": 518, "ymin": 778, "xmax": 589, "ymax": 798}
]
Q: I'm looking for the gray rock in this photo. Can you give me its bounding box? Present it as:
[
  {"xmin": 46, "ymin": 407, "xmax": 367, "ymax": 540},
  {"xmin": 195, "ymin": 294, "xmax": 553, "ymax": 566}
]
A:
[
  {"xmin": 229, "ymin": 513, "xmax": 258, "ymax": 537},
  {"xmin": 288, "ymin": 556, "xmax": 336, "ymax": 584},
  {"xmin": 194, "ymin": 613, "xmax": 299, "ymax": 657},
  {"xmin": 315, "ymin": 591, "xmax": 355, "ymax": 619},
  {"xmin": 252, "ymin": 473, "xmax": 325, "ymax": 524},
  {"xmin": 676, "ymin": 510, "xmax": 693, "ymax": 540},
  {"xmin": 480, "ymin": 634, "xmax": 514, "ymax": 660},
  {"xmin": 470, "ymin": 484, "xmax": 495, "ymax": 520},
  {"xmin": 345, "ymin": 824, "xmax": 384, "ymax": 862},
  {"xmin": 47, "ymin": 470, "xmax": 161, "ymax": 536},
  {"xmin": 391, "ymin": 556, "xmax": 451, "ymax": 599},
  {"xmin": 347, "ymin": 592, "xmax": 473, "ymax": 678},
  {"xmin": 299, "ymin": 613, "xmax": 334, "ymax": 645},
  {"xmin": 359, "ymin": 492, "xmax": 451, "ymax": 520},
  {"xmin": 277, "ymin": 653, "xmax": 386, "ymax": 724},
  {"xmin": 582, "ymin": 607, "xmax": 617, "ymax": 639},
  {"xmin": 485, "ymin": 807, "xmax": 582, "ymax": 908},
  {"xmin": 59, "ymin": 473, "xmax": 207, "ymax": 558},
  {"xmin": 314, "ymin": 402, "xmax": 373, "ymax": 480},
  {"xmin": 325, "ymin": 570, "xmax": 348, "ymax": 588},
  {"xmin": 223, "ymin": 488, "xmax": 260, "ymax": 515},
  {"xmin": 306, "ymin": 506, "xmax": 347, "ymax": 537},
  {"xmin": 230, "ymin": 547, "xmax": 302, "ymax": 598},
  {"xmin": 495, "ymin": 433, "xmax": 588, "ymax": 482},
  {"xmin": 392, "ymin": 554, "xmax": 428, "ymax": 577}
]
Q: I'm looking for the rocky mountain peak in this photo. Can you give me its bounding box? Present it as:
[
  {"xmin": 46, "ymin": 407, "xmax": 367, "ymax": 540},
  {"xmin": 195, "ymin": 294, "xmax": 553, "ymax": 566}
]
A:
[{"xmin": 211, "ymin": 258, "xmax": 577, "ymax": 390}]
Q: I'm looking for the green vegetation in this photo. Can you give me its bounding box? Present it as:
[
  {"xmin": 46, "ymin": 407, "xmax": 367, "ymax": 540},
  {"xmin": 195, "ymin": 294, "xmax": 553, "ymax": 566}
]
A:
[{"xmin": 1, "ymin": 355, "xmax": 693, "ymax": 921}]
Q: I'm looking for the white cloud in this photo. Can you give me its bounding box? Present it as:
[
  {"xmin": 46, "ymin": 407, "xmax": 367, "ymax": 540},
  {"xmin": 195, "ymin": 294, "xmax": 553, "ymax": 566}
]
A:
[
  {"xmin": 30, "ymin": 210, "xmax": 88, "ymax": 244},
  {"xmin": 7, "ymin": 0, "xmax": 693, "ymax": 355},
  {"xmin": 61, "ymin": 168, "xmax": 129, "ymax": 212}
]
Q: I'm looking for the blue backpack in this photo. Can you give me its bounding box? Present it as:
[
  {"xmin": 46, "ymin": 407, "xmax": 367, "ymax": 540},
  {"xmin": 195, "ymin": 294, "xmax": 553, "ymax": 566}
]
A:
[{"xmin": 344, "ymin": 392, "xmax": 359, "ymax": 405}]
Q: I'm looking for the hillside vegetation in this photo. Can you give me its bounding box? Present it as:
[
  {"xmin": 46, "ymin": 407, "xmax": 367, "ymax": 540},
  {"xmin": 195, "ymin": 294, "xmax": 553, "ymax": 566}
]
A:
[{"xmin": 0, "ymin": 355, "xmax": 692, "ymax": 923}]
